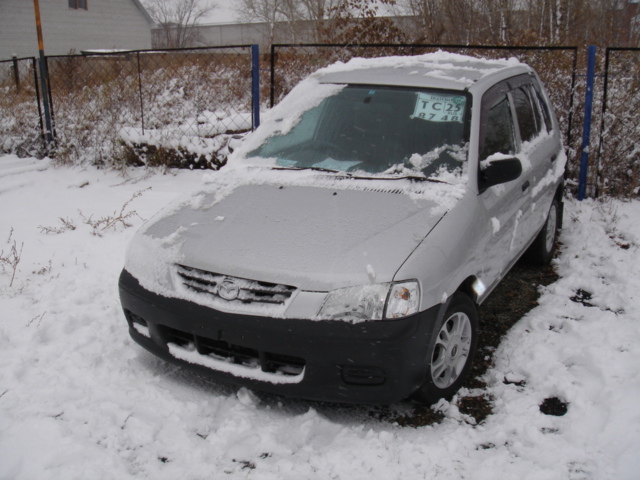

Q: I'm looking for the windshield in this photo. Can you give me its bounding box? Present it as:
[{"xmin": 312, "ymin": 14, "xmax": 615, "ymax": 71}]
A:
[{"xmin": 248, "ymin": 85, "xmax": 470, "ymax": 178}]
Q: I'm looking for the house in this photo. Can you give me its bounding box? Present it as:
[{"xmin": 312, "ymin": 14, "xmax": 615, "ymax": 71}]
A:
[{"xmin": 0, "ymin": 0, "xmax": 153, "ymax": 60}]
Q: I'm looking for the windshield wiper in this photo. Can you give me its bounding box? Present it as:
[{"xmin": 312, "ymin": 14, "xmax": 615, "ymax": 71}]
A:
[
  {"xmin": 270, "ymin": 167, "xmax": 451, "ymax": 184},
  {"xmin": 271, "ymin": 166, "xmax": 352, "ymax": 175},
  {"xmin": 380, "ymin": 175, "xmax": 451, "ymax": 184}
]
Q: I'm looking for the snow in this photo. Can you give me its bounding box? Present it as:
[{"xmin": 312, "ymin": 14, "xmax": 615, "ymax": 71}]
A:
[
  {"xmin": 317, "ymin": 51, "xmax": 521, "ymax": 87},
  {"xmin": 168, "ymin": 343, "xmax": 305, "ymax": 385},
  {"xmin": 491, "ymin": 217, "xmax": 501, "ymax": 234},
  {"xmin": 1, "ymin": 154, "xmax": 640, "ymax": 479},
  {"xmin": 233, "ymin": 81, "xmax": 346, "ymax": 157}
]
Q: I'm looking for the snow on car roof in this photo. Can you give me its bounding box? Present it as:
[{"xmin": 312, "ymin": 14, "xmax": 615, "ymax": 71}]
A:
[{"xmin": 315, "ymin": 51, "xmax": 527, "ymax": 90}]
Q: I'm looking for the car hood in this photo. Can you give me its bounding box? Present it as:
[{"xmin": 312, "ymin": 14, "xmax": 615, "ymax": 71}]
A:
[{"xmin": 140, "ymin": 183, "xmax": 445, "ymax": 292}]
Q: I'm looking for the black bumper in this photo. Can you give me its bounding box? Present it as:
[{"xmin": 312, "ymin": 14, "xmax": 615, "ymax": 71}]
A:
[{"xmin": 118, "ymin": 269, "xmax": 444, "ymax": 404}]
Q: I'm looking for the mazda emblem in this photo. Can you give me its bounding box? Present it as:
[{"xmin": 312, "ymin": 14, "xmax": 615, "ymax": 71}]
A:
[{"xmin": 218, "ymin": 279, "xmax": 240, "ymax": 301}]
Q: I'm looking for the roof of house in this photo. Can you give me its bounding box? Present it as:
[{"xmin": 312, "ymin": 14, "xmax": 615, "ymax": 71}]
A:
[{"xmin": 131, "ymin": 0, "xmax": 154, "ymax": 25}]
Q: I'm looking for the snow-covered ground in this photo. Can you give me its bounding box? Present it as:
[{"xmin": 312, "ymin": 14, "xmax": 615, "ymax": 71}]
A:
[{"xmin": 1, "ymin": 154, "xmax": 639, "ymax": 479}]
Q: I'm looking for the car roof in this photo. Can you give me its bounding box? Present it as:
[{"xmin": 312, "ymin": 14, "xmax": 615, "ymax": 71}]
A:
[{"xmin": 316, "ymin": 52, "xmax": 533, "ymax": 92}]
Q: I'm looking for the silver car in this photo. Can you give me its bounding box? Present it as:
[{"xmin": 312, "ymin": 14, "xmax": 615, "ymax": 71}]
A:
[{"xmin": 119, "ymin": 53, "xmax": 565, "ymax": 404}]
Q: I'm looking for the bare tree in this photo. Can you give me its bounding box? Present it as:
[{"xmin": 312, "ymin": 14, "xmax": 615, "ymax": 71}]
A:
[
  {"xmin": 298, "ymin": 0, "xmax": 341, "ymax": 40},
  {"xmin": 236, "ymin": 0, "xmax": 287, "ymax": 44},
  {"xmin": 280, "ymin": 0, "xmax": 307, "ymax": 42},
  {"xmin": 477, "ymin": 0, "xmax": 516, "ymax": 44},
  {"xmin": 400, "ymin": 0, "xmax": 446, "ymax": 42},
  {"xmin": 299, "ymin": 0, "xmax": 340, "ymax": 21},
  {"xmin": 145, "ymin": 0, "xmax": 216, "ymax": 48},
  {"xmin": 238, "ymin": 0, "xmax": 331, "ymax": 44},
  {"xmin": 319, "ymin": 0, "xmax": 407, "ymax": 44}
]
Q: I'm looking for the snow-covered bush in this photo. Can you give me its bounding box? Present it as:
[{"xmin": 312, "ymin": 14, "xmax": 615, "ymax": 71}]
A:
[
  {"xmin": 0, "ymin": 59, "xmax": 45, "ymax": 159},
  {"xmin": 597, "ymin": 51, "xmax": 640, "ymax": 197},
  {"xmin": 45, "ymin": 48, "xmax": 254, "ymax": 169}
]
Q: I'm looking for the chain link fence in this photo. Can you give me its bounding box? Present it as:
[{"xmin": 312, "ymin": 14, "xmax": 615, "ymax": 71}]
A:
[
  {"xmin": 2, "ymin": 44, "xmax": 638, "ymax": 197},
  {"xmin": 596, "ymin": 48, "xmax": 640, "ymax": 197},
  {"xmin": 45, "ymin": 46, "xmax": 256, "ymax": 169},
  {"xmin": 0, "ymin": 57, "xmax": 45, "ymax": 158}
]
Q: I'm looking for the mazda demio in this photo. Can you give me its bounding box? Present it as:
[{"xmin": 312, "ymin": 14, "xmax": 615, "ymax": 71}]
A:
[{"xmin": 119, "ymin": 52, "xmax": 565, "ymax": 404}]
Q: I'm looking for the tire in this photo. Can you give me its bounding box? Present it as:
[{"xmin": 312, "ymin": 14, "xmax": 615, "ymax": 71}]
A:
[
  {"xmin": 413, "ymin": 292, "xmax": 479, "ymax": 404},
  {"xmin": 526, "ymin": 198, "xmax": 560, "ymax": 265}
]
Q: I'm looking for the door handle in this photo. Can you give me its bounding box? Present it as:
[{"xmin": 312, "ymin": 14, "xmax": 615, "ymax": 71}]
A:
[{"xmin": 522, "ymin": 180, "xmax": 530, "ymax": 192}]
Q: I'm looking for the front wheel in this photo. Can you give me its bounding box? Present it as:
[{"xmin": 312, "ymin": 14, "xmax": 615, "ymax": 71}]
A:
[{"xmin": 413, "ymin": 292, "xmax": 479, "ymax": 404}]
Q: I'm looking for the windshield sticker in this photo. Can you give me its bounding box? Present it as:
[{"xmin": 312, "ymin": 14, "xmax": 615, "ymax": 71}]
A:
[
  {"xmin": 412, "ymin": 93, "xmax": 466, "ymax": 123},
  {"xmin": 312, "ymin": 158, "xmax": 362, "ymax": 171}
]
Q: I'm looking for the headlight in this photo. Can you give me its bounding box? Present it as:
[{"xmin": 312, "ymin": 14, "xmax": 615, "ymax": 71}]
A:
[
  {"xmin": 386, "ymin": 281, "xmax": 420, "ymax": 319},
  {"xmin": 317, "ymin": 280, "xmax": 420, "ymax": 322}
]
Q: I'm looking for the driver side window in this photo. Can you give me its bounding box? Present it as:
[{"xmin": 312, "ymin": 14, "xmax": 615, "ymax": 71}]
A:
[{"xmin": 481, "ymin": 95, "xmax": 516, "ymax": 161}]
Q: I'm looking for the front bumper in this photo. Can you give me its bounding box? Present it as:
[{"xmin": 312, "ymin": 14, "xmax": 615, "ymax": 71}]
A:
[{"xmin": 119, "ymin": 269, "xmax": 444, "ymax": 404}]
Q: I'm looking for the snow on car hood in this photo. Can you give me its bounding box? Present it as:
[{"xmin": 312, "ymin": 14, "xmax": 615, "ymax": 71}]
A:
[
  {"xmin": 124, "ymin": 167, "xmax": 469, "ymax": 300},
  {"xmin": 132, "ymin": 183, "xmax": 440, "ymax": 292}
]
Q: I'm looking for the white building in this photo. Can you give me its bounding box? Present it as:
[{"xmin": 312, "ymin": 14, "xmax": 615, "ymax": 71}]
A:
[
  {"xmin": 153, "ymin": 20, "xmax": 316, "ymax": 50},
  {"xmin": 0, "ymin": 0, "xmax": 153, "ymax": 60}
]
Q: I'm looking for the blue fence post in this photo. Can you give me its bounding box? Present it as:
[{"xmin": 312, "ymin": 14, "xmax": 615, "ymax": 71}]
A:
[
  {"xmin": 251, "ymin": 44, "xmax": 260, "ymax": 130},
  {"xmin": 578, "ymin": 45, "xmax": 597, "ymax": 201}
]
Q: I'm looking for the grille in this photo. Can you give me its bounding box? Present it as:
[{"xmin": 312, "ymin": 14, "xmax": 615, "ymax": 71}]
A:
[
  {"xmin": 176, "ymin": 265, "xmax": 296, "ymax": 305},
  {"xmin": 162, "ymin": 325, "xmax": 305, "ymax": 377}
]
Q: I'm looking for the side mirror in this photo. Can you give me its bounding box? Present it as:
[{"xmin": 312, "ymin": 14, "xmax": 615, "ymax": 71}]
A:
[{"xmin": 479, "ymin": 157, "xmax": 522, "ymax": 193}]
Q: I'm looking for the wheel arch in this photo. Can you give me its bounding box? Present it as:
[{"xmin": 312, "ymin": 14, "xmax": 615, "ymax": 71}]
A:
[{"xmin": 457, "ymin": 275, "xmax": 482, "ymax": 305}]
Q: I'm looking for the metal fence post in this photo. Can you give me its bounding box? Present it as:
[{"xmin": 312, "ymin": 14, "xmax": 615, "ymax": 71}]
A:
[
  {"xmin": 12, "ymin": 55, "xmax": 21, "ymax": 92},
  {"xmin": 31, "ymin": 57, "xmax": 46, "ymax": 141},
  {"xmin": 578, "ymin": 45, "xmax": 597, "ymax": 201},
  {"xmin": 136, "ymin": 51, "xmax": 145, "ymax": 135},
  {"xmin": 270, "ymin": 44, "xmax": 276, "ymax": 108},
  {"xmin": 252, "ymin": 44, "xmax": 260, "ymax": 129},
  {"xmin": 37, "ymin": 55, "xmax": 54, "ymax": 148}
]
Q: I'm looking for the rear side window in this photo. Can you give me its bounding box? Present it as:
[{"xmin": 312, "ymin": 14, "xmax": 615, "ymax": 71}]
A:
[
  {"xmin": 532, "ymin": 85, "xmax": 553, "ymax": 133},
  {"xmin": 512, "ymin": 87, "xmax": 540, "ymax": 143},
  {"xmin": 481, "ymin": 96, "xmax": 516, "ymax": 160},
  {"xmin": 528, "ymin": 87, "xmax": 544, "ymax": 134}
]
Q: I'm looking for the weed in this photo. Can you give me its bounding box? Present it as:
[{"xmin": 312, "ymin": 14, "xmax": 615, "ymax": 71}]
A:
[
  {"xmin": 80, "ymin": 188, "xmax": 150, "ymax": 236},
  {"xmin": 27, "ymin": 312, "xmax": 46, "ymax": 327},
  {"xmin": 0, "ymin": 228, "xmax": 23, "ymax": 287},
  {"xmin": 32, "ymin": 260, "xmax": 53, "ymax": 276},
  {"xmin": 38, "ymin": 217, "xmax": 76, "ymax": 234}
]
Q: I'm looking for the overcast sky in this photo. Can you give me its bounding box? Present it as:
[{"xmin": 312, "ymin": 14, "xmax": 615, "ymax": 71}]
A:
[{"xmin": 199, "ymin": 3, "xmax": 240, "ymax": 24}]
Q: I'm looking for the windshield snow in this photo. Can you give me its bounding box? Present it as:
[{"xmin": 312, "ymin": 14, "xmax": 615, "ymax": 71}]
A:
[{"xmin": 248, "ymin": 85, "xmax": 470, "ymax": 178}]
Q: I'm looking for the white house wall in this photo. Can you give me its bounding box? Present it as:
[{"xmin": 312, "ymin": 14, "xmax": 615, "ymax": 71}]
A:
[{"xmin": 0, "ymin": 0, "xmax": 152, "ymax": 60}]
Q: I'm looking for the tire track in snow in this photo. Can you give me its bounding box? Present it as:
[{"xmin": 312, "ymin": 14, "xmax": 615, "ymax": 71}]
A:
[{"xmin": 0, "ymin": 157, "xmax": 50, "ymax": 195}]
